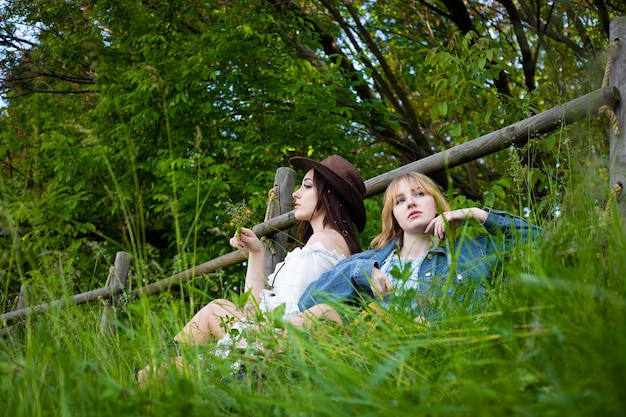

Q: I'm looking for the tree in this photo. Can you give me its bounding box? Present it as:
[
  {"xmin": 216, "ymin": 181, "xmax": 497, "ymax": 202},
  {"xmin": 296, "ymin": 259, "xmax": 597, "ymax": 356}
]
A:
[{"xmin": 0, "ymin": 0, "xmax": 622, "ymax": 304}]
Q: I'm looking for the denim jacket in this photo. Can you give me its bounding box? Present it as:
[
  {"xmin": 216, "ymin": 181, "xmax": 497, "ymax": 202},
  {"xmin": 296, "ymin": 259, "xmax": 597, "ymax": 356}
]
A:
[{"xmin": 298, "ymin": 209, "xmax": 542, "ymax": 313}]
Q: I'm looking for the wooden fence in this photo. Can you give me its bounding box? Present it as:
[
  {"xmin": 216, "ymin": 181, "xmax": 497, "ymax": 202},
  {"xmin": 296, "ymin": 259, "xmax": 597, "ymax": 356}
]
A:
[{"xmin": 2, "ymin": 16, "xmax": 625, "ymax": 334}]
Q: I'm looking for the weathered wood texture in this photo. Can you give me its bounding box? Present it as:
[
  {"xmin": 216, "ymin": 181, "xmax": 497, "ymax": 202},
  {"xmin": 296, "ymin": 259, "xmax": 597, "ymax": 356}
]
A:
[
  {"xmin": 610, "ymin": 17, "xmax": 626, "ymax": 218},
  {"xmin": 132, "ymin": 250, "xmax": 247, "ymax": 298},
  {"xmin": 99, "ymin": 252, "xmax": 132, "ymax": 337},
  {"xmin": 1, "ymin": 254, "xmax": 131, "ymax": 324},
  {"xmin": 366, "ymin": 87, "xmax": 620, "ymax": 197},
  {"xmin": 1, "ymin": 282, "xmax": 124, "ymax": 323},
  {"xmin": 263, "ymin": 167, "xmax": 296, "ymax": 278},
  {"xmin": 0, "ymin": 285, "xmax": 30, "ymax": 337}
]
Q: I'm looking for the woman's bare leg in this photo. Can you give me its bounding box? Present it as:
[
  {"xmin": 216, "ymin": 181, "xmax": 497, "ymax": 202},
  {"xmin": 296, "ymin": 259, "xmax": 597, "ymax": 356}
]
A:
[
  {"xmin": 137, "ymin": 299, "xmax": 245, "ymax": 387},
  {"xmin": 174, "ymin": 298, "xmax": 244, "ymax": 344}
]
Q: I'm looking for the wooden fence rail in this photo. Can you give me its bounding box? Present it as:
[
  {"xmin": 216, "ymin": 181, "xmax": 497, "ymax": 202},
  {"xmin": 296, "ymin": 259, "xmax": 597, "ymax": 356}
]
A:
[{"xmin": 0, "ymin": 66, "xmax": 623, "ymax": 326}]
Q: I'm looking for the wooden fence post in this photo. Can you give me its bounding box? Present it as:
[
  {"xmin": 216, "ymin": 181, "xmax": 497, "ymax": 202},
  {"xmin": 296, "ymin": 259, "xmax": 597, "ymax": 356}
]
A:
[
  {"xmin": 609, "ymin": 17, "xmax": 626, "ymax": 221},
  {"xmin": 99, "ymin": 251, "xmax": 131, "ymax": 337},
  {"xmin": 16, "ymin": 285, "xmax": 30, "ymax": 311},
  {"xmin": 0, "ymin": 285, "xmax": 30, "ymax": 338},
  {"xmin": 263, "ymin": 167, "xmax": 296, "ymax": 278}
]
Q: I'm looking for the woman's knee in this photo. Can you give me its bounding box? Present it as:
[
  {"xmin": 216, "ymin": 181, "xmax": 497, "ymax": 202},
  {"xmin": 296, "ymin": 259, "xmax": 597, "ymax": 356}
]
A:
[
  {"xmin": 203, "ymin": 299, "xmax": 240, "ymax": 317},
  {"xmin": 207, "ymin": 298, "xmax": 233, "ymax": 309},
  {"xmin": 136, "ymin": 365, "xmax": 151, "ymax": 388},
  {"xmin": 200, "ymin": 299, "xmax": 242, "ymax": 332}
]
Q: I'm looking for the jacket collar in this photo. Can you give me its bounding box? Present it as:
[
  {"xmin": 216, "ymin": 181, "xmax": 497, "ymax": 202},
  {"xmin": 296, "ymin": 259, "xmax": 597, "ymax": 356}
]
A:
[{"xmin": 384, "ymin": 238, "xmax": 447, "ymax": 256}]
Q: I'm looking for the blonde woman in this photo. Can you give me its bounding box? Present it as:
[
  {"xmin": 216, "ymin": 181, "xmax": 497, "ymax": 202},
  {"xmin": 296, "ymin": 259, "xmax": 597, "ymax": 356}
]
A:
[{"xmin": 295, "ymin": 172, "xmax": 542, "ymax": 325}]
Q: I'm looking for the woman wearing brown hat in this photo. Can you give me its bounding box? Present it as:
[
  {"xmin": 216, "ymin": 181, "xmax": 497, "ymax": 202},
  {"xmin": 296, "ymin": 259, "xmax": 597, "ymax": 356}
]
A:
[{"xmin": 138, "ymin": 155, "xmax": 366, "ymax": 385}]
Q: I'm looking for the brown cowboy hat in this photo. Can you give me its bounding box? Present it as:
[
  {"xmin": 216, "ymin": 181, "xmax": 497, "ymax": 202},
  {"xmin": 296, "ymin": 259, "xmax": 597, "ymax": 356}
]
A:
[{"xmin": 289, "ymin": 154, "xmax": 366, "ymax": 232}]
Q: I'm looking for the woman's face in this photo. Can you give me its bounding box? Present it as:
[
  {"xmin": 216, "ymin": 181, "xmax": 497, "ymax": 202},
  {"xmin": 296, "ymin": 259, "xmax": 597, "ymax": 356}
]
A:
[
  {"xmin": 292, "ymin": 169, "xmax": 319, "ymax": 221},
  {"xmin": 391, "ymin": 179, "xmax": 438, "ymax": 234}
]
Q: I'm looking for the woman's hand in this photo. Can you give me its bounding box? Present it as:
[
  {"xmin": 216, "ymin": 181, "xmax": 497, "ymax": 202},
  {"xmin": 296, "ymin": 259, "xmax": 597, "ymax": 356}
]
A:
[
  {"xmin": 370, "ymin": 267, "xmax": 393, "ymax": 299},
  {"xmin": 425, "ymin": 208, "xmax": 488, "ymax": 238},
  {"xmin": 229, "ymin": 227, "xmax": 263, "ymax": 254}
]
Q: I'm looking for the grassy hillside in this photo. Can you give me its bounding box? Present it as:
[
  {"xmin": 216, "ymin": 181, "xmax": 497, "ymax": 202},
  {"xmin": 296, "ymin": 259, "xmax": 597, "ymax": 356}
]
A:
[{"xmin": 1, "ymin": 158, "xmax": 625, "ymax": 417}]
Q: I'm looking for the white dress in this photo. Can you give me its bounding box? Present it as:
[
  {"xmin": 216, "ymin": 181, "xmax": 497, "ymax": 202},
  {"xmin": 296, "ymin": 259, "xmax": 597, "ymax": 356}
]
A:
[
  {"xmin": 258, "ymin": 240, "xmax": 346, "ymax": 319},
  {"xmin": 213, "ymin": 241, "xmax": 345, "ymax": 359}
]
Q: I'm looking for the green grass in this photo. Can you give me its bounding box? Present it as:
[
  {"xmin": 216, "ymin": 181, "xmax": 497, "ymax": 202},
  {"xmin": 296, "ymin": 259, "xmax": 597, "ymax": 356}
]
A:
[
  {"xmin": 2, "ymin": 137, "xmax": 626, "ymax": 416},
  {"xmin": 1, "ymin": 204, "xmax": 626, "ymax": 417}
]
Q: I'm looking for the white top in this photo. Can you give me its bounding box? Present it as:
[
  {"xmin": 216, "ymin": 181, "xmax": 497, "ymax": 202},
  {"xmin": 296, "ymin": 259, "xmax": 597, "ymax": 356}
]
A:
[
  {"xmin": 380, "ymin": 249, "xmax": 427, "ymax": 292},
  {"xmin": 259, "ymin": 241, "xmax": 346, "ymax": 319},
  {"xmin": 379, "ymin": 249, "xmax": 427, "ymax": 313}
]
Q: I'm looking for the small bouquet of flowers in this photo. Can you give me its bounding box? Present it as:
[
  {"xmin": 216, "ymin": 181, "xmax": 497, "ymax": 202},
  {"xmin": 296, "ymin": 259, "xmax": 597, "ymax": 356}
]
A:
[{"xmin": 224, "ymin": 199, "xmax": 254, "ymax": 238}]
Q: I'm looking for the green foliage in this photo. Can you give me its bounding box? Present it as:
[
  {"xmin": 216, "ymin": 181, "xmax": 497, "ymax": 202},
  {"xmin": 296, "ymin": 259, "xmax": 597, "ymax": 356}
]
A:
[
  {"xmin": 1, "ymin": 188, "xmax": 625, "ymax": 416},
  {"xmin": 1, "ymin": 115, "xmax": 625, "ymax": 415},
  {"xmin": 0, "ymin": 0, "xmax": 616, "ymax": 300},
  {"xmin": 424, "ymin": 33, "xmax": 507, "ymax": 135},
  {"xmin": 0, "ymin": 2, "xmax": 625, "ymax": 413}
]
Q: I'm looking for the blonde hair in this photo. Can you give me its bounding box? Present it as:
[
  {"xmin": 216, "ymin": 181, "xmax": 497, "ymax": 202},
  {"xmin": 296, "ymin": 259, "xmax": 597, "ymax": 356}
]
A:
[{"xmin": 370, "ymin": 172, "xmax": 451, "ymax": 250}]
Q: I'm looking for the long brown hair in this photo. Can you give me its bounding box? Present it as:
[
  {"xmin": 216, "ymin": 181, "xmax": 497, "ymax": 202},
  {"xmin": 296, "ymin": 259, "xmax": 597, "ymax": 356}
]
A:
[
  {"xmin": 297, "ymin": 169, "xmax": 362, "ymax": 254},
  {"xmin": 370, "ymin": 172, "xmax": 451, "ymax": 250}
]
